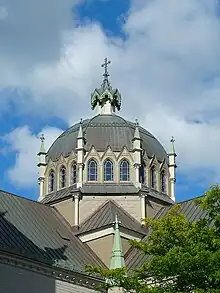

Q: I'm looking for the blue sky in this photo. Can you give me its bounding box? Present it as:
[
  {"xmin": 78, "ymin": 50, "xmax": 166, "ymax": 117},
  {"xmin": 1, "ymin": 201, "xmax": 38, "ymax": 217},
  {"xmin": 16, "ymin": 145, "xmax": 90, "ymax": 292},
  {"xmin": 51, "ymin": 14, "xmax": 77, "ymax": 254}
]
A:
[{"xmin": 0, "ymin": 0, "xmax": 220, "ymax": 202}]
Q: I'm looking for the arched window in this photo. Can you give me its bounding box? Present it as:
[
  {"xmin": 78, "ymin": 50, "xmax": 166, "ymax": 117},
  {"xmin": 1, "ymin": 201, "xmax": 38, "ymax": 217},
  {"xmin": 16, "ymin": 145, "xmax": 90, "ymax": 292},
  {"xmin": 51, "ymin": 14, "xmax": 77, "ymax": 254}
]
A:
[
  {"xmin": 150, "ymin": 166, "xmax": 156, "ymax": 189},
  {"xmin": 88, "ymin": 159, "xmax": 97, "ymax": 181},
  {"xmin": 60, "ymin": 166, "xmax": 66, "ymax": 188},
  {"xmin": 120, "ymin": 160, "xmax": 130, "ymax": 181},
  {"xmin": 161, "ymin": 170, "xmax": 166, "ymax": 193},
  {"xmin": 71, "ymin": 163, "xmax": 77, "ymax": 184},
  {"xmin": 48, "ymin": 170, "xmax": 55, "ymax": 193},
  {"xmin": 139, "ymin": 165, "xmax": 146, "ymax": 184},
  {"xmin": 104, "ymin": 159, "xmax": 113, "ymax": 181}
]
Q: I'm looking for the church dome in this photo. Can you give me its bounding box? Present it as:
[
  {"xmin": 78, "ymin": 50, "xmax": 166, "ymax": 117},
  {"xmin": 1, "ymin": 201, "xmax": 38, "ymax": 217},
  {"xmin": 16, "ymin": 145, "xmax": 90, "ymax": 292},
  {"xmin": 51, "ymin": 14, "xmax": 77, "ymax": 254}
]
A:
[{"xmin": 47, "ymin": 114, "xmax": 168, "ymax": 162}]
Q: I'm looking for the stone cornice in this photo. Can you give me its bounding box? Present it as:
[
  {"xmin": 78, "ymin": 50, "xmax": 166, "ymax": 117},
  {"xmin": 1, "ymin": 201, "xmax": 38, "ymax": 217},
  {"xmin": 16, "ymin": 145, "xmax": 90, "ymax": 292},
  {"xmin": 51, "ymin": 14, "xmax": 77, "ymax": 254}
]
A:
[{"xmin": 0, "ymin": 251, "xmax": 104, "ymax": 290}]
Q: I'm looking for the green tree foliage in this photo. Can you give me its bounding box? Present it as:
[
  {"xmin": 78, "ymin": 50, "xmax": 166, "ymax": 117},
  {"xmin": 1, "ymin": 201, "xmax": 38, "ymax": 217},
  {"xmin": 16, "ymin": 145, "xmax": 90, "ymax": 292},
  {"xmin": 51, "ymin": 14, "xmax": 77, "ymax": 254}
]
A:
[{"xmin": 87, "ymin": 185, "xmax": 220, "ymax": 293}]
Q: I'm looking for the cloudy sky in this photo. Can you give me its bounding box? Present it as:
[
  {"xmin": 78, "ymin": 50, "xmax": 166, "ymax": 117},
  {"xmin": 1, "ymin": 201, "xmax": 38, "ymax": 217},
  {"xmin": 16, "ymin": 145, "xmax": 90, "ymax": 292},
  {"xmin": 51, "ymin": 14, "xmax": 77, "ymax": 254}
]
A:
[{"xmin": 0, "ymin": 0, "xmax": 219, "ymax": 201}]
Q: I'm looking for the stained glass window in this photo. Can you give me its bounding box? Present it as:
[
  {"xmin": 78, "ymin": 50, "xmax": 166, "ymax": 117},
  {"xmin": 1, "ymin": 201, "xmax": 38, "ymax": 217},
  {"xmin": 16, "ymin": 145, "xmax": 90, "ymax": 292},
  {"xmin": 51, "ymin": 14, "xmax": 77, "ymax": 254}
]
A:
[
  {"xmin": 104, "ymin": 160, "xmax": 113, "ymax": 181},
  {"xmin": 161, "ymin": 170, "xmax": 166, "ymax": 192},
  {"xmin": 120, "ymin": 160, "xmax": 130, "ymax": 181},
  {"xmin": 71, "ymin": 163, "xmax": 77, "ymax": 184},
  {"xmin": 60, "ymin": 166, "xmax": 66, "ymax": 188},
  {"xmin": 48, "ymin": 170, "xmax": 55, "ymax": 192},
  {"xmin": 150, "ymin": 166, "xmax": 156, "ymax": 189},
  {"xmin": 88, "ymin": 159, "xmax": 97, "ymax": 181},
  {"xmin": 139, "ymin": 165, "xmax": 146, "ymax": 184}
]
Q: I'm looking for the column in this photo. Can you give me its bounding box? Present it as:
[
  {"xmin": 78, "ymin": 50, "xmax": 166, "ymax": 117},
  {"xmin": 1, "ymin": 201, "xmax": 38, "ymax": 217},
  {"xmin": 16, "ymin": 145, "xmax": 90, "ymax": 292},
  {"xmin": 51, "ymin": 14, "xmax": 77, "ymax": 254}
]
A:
[{"xmin": 74, "ymin": 194, "xmax": 79, "ymax": 227}]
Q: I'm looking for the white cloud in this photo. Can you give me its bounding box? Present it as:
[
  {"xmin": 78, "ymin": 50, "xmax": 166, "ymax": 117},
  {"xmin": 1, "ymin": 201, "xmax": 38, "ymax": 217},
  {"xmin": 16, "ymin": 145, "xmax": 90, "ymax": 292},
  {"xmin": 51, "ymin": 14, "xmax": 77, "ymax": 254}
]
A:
[
  {"xmin": 3, "ymin": 126, "xmax": 63, "ymax": 187},
  {"xmin": 1, "ymin": 0, "xmax": 220, "ymax": 187},
  {"xmin": 0, "ymin": 6, "xmax": 8, "ymax": 20}
]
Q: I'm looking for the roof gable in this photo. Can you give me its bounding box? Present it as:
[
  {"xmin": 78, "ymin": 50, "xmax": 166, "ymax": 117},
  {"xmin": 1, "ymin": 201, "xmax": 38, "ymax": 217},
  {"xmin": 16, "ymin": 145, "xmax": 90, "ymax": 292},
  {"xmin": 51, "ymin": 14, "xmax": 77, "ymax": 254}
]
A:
[{"xmin": 77, "ymin": 199, "xmax": 146, "ymax": 236}]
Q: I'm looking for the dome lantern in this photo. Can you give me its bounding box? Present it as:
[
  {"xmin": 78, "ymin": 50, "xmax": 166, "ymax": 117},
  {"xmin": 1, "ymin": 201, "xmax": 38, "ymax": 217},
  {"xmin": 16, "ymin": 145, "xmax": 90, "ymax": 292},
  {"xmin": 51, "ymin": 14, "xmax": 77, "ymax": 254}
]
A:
[{"xmin": 91, "ymin": 58, "xmax": 121, "ymax": 115}]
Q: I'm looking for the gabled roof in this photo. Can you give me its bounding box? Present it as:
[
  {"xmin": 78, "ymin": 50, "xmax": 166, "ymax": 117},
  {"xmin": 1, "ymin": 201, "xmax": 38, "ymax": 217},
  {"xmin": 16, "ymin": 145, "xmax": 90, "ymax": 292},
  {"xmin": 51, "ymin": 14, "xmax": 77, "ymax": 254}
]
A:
[
  {"xmin": 125, "ymin": 197, "xmax": 208, "ymax": 269},
  {"xmin": 0, "ymin": 190, "xmax": 106, "ymax": 272},
  {"xmin": 77, "ymin": 199, "xmax": 147, "ymax": 236}
]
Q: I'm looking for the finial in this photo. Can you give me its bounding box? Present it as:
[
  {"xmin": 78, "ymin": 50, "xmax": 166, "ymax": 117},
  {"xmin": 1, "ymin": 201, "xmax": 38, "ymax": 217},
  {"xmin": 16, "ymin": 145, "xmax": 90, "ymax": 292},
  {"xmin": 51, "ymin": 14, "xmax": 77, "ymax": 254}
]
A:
[
  {"xmin": 113, "ymin": 214, "xmax": 121, "ymax": 229},
  {"xmin": 101, "ymin": 57, "xmax": 111, "ymax": 90},
  {"xmin": 171, "ymin": 136, "xmax": 175, "ymax": 144},
  {"xmin": 170, "ymin": 136, "xmax": 176, "ymax": 154},
  {"xmin": 40, "ymin": 133, "xmax": 45, "ymax": 143},
  {"xmin": 38, "ymin": 133, "xmax": 46, "ymax": 154}
]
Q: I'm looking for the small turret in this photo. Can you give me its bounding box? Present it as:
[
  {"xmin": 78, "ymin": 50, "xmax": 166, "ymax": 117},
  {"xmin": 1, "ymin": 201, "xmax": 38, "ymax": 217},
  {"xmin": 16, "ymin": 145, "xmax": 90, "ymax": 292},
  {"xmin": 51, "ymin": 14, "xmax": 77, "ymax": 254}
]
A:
[
  {"xmin": 37, "ymin": 134, "xmax": 47, "ymax": 201},
  {"xmin": 76, "ymin": 119, "xmax": 85, "ymax": 188},
  {"xmin": 168, "ymin": 136, "xmax": 177, "ymax": 201},
  {"xmin": 132, "ymin": 119, "xmax": 142, "ymax": 188}
]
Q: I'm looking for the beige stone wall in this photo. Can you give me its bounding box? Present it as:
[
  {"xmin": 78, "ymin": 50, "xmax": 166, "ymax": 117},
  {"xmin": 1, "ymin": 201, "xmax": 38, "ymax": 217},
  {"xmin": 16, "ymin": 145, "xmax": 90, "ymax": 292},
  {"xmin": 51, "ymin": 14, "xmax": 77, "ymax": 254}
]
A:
[
  {"xmin": 121, "ymin": 236, "xmax": 131, "ymax": 255},
  {"xmin": 86, "ymin": 235, "xmax": 131, "ymax": 268},
  {"xmin": 87, "ymin": 234, "xmax": 114, "ymax": 267},
  {"xmin": 52, "ymin": 198, "xmax": 75, "ymax": 226},
  {"xmin": 146, "ymin": 199, "xmax": 165, "ymax": 219},
  {"xmin": 80, "ymin": 195, "xmax": 141, "ymax": 223},
  {"xmin": 50, "ymin": 195, "xmax": 167, "ymax": 228}
]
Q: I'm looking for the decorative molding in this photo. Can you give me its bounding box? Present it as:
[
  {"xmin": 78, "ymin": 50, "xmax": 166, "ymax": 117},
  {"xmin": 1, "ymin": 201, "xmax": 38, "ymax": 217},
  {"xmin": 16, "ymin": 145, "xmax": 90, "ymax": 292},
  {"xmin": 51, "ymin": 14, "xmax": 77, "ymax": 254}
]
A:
[
  {"xmin": 79, "ymin": 226, "xmax": 142, "ymax": 243},
  {"xmin": 0, "ymin": 251, "xmax": 104, "ymax": 290}
]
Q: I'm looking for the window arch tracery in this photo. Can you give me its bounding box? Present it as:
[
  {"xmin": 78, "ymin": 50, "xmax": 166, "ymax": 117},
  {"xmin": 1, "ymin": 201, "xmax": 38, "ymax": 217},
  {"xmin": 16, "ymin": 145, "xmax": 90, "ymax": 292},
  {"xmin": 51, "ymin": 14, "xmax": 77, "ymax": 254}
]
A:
[
  {"xmin": 48, "ymin": 170, "xmax": 55, "ymax": 193},
  {"xmin": 88, "ymin": 159, "xmax": 98, "ymax": 181},
  {"xmin": 104, "ymin": 159, "xmax": 114, "ymax": 181},
  {"xmin": 71, "ymin": 162, "xmax": 77, "ymax": 184},
  {"xmin": 60, "ymin": 165, "xmax": 66, "ymax": 188},
  {"xmin": 120, "ymin": 159, "xmax": 130, "ymax": 181},
  {"xmin": 150, "ymin": 165, "xmax": 157, "ymax": 189},
  {"xmin": 160, "ymin": 170, "xmax": 166, "ymax": 193}
]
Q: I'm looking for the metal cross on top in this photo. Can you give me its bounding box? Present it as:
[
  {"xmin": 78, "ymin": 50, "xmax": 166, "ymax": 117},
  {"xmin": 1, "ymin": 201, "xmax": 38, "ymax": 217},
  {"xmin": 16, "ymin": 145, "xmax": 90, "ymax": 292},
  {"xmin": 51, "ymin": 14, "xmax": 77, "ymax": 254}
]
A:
[
  {"xmin": 101, "ymin": 57, "xmax": 111, "ymax": 89},
  {"xmin": 40, "ymin": 133, "xmax": 45, "ymax": 143},
  {"xmin": 170, "ymin": 136, "xmax": 175, "ymax": 143}
]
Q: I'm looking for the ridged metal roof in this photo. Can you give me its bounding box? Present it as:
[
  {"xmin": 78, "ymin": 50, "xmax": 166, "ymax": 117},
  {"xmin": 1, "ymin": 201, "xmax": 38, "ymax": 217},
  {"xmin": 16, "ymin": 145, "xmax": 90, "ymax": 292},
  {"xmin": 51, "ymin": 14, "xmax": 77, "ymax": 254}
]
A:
[
  {"xmin": 47, "ymin": 114, "xmax": 168, "ymax": 162},
  {"xmin": 81, "ymin": 183, "xmax": 138, "ymax": 194},
  {"xmin": 0, "ymin": 190, "xmax": 106, "ymax": 271},
  {"xmin": 41, "ymin": 185, "xmax": 78, "ymax": 204},
  {"xmin": 125, "ymin": 197, "xmax": 209, "ymax": 269},
  {"xmin": 77, "ymin": 199, "xmax": 147, "ymax": 235},
  {"xmin": 41, "ymin": 183, "xmax": 173, "ymax": 205}
]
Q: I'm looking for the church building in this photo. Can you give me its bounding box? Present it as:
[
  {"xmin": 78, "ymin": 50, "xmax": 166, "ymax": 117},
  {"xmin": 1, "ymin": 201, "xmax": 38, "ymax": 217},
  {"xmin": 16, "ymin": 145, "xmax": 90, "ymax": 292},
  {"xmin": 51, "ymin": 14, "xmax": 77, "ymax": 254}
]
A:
[{"xmin": 0, "ymin": 59, "xmax": 203, "ymax": 293}]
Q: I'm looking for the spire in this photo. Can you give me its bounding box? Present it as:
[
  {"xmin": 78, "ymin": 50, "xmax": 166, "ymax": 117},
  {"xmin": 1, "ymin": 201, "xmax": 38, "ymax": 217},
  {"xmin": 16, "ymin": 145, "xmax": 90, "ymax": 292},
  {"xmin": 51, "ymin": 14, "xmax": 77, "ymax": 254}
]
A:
[
  {"xmin": 110, "ymin": 215, "xmax": 125, "ymax": 269},
  {"xmin": 37, "ymin": 134, "xmax": 47, "ymax": 202},
  {"xmin": 91, "ymin": 58, "xmax": 121, "ymax": 114},
  {"xmin": 101, "ymin": 57, "xmax": 111, "ymax": 90}
]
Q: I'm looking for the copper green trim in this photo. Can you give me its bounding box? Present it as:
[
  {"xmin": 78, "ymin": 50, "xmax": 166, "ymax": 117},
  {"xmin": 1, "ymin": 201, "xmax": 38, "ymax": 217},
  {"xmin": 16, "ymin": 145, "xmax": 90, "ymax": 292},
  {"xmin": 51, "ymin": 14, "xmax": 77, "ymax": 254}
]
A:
[{"xmin": 110, "ymin": 215, "xmax": 125, "ymax": 269}]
